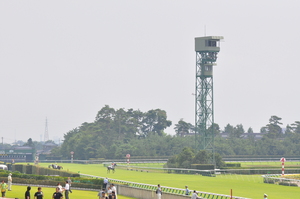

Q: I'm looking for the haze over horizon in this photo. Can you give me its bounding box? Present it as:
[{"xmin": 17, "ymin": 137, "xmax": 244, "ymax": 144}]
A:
[{"xmin": 1, "ymin": 1, "xmax": 300, "ymax": 144}]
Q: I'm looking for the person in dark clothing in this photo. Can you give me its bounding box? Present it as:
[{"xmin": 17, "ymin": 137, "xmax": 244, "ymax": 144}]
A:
[
  {"xmin": 52, "ymin": 187, "xmax": 63, "ymax": 199},
  {"xmin": 25, "ymin": 186, "xmax": 31, "ymax": 199},
  {"xmin": 34, "ymin": 187, "xmax": 43, "ymax": 199},
  {"xmin": 109, "ymin": 191, "xmax": 117, "ymax": 199}
]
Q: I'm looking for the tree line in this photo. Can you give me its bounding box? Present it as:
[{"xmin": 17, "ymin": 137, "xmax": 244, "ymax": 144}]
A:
[
  {"xmin": 44, "ymin": 106, "xmax": 300, "ymax": 160},
  {"xmin": 3, "ymin": 106, "xmax": 296, "ymax": 160}
]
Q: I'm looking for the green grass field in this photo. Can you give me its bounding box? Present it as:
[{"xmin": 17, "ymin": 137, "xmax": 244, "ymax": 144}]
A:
[
  {"xmin": 34, "ymin": 162, "xmax": 300, "ymax": 199},
  {"xmin": 117, "ymin": 161, "xmax": 300, "ymax": 168},
  {"xmin": 4, "ymin": 185, "xmax": 136, "ymax": 199},
  {"xmin": 3, "ymin": 185, "xmax": 97, "ymax": 199}
]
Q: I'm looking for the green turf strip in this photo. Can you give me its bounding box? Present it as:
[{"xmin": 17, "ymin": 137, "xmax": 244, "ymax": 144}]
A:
[{"xmin": 34, "ymin": 163, "xmax": 300, "ymax": 199}]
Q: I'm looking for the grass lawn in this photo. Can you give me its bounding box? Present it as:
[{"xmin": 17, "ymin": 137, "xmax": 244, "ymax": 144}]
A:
[
  {"xmin": 35, "ymin": 162, "xmax": 300, "ymax": 199},
  {"xmin": 4, "ymin": 185, "xmax": 136, "ymax": 199}
]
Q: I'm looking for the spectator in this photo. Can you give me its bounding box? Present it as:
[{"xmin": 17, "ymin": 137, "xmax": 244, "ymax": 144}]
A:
[
  {"xmin": 25, "ymin": 186, "xmax": 31, "ymax": 199},
  {"xmin": 185, "ymin": 185, "xmax": 190, "ymax": 195},
  {"xmin": 57, "ymin": 183, "xmax": 63, "ymax": 193},
  {"xmin": 34, "ymin": 187, "xmax": 43, "ymax": 199},
  {"xmin": 64, "ymin": 181, "xmax": 70, "ymax": 199},
  {"xmin": 7, "ymin": 173, "xmax": 12, "ymax": 191},
  {"xmin": 111, "ymin": 191, "xmax": 117, "ymax": 199},
  {"xmin": 156, "ymin": 184, "xmax": 162, "ymax": 199},
  {"xmin": 103, "ymin": 177, "xmax": 109, "ymax": 190},
  {"xmin": 1, "ymin": 180, "xmax": 7, "ymax": 198},
  {"xmin": 191, "ymin": 190, "xmax": 200, "ymax": 199},
  {"xmin": 98, "ymin": 190, "xmax": 108, "ymax": 199},
  {"xmin": 98, "ymin": 188, "xmax": 106, "ymax": 199},
  {"xmin": 67, "ymin": 177, "xmax": 72, "ymax": 193},
  {"xmin": 110, "ymin": 183, "xmax": 117, "ymax": 196},
  {"xmin": 52, "ymin": 187, "xmax": 63, "ymax": 199},
  {"xmin": 107, "ymin": 187, "xmax": 112, "ymax": 197}
]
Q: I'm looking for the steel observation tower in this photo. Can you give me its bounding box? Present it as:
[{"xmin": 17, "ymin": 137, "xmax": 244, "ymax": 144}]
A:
[{"xmin": 194, "ymin": 36, "xmax": 223, "ymax": 166}]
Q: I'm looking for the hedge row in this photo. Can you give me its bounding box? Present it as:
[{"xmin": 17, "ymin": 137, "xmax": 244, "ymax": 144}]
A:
[
  {"xmin": 224, "ymin": 163, "xmax": 241, "ymax": 168},
  {"xmin": 191, "ymin": 164, "xmax": 214, "ymax": 170},
  {"xmin": 263, "ymin": 178, "xmax": 298, "ymax": 187},
  {"xmin": 0, "ymin": 165, "xmax": 104, "ymax": 189},
  {"xmin": 13, "ymin": 164, "xmax": 80, "ymax": 177}
]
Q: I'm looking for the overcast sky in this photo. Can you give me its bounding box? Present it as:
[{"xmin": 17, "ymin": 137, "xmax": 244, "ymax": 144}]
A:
[{"xmin": 1, "ymin": 0, "xmax": 300, "ymax": 144}]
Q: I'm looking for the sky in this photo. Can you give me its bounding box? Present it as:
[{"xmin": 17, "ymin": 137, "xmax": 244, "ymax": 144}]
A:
[{"xmin": 1, "ymin": 0, "xmax": 300, "ymax": 144}]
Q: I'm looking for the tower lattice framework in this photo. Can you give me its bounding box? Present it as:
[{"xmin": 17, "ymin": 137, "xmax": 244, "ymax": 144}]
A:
[{"xmin": 195, "ymin": 36, "xmax": 223, "ymax": 167}]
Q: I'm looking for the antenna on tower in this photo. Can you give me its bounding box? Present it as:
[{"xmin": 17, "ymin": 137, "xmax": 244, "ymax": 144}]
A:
[{"xmin": 44, "ymin": 117, "xmax": 49, "ymax": 142}]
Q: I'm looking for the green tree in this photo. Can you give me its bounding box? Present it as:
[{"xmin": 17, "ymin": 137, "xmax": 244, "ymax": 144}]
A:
[
  {"xmin": 265, "ymin": 115, "xmax": 283, "ymax": 139},
  {"xmin": 141, "ymin": 109, "xmax": 172, "ymax": 136},
  {"xmin": 247, "ymin": 127, "xmax": 255, "ymax": 142},
  {"xmin": 291, "ymin": 121, "xmax": 300, "ymax": 134},
  {"xmin": 224, "ymin": 124, "xmax": 234, "ymax": 135},
  {"xmin": 23, "ymin": 138, "xmax": 35, "ymax": 148},
  {"xmin": 174, "ymin": 119, "xmax": 193, "ymax": 137},
  {"xmin": 207, "ymin": 123, "xmax": 221, "ymax": 137},
  {"xmin": 95, "ymin": 105, "xmax": 116, "ymax": 123},
  {"xmin": 230, "ymin": 124, "xmax": 245, "ymax": 138}
]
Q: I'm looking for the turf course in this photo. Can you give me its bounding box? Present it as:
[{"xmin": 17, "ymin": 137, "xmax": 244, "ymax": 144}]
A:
[{"xmin": 37, "ymin": 163, "xmax": 300, "ymax": 199}]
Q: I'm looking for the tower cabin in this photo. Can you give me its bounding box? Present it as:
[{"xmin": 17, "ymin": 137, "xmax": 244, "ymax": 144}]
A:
[{"xmin": 195, "ymin": 36, "xmax": 223, "ymax": 78}]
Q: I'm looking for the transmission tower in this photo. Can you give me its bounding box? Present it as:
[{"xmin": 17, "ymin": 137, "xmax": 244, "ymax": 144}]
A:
[
  {"xmin": 194, "ymin": 36, "xmax": 223, "ymax": 166},
  {"xmin": 44, "ymin": 117, "xmax": 49, "ymax": 142}
]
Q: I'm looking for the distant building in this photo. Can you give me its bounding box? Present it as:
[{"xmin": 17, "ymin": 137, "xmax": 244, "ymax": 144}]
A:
[
  {"xmin": 37, "ymin": 142, "xmax": 59, "ymax": 161},
  {"xmin": 220, "ymin": 132, "xmax": 265, "ymax": 140},
  {"xmin": 0, "ymin": 146, "xmax": 35, "ymax": 162}
]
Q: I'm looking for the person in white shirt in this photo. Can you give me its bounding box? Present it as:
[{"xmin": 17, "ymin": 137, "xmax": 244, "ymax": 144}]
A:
[
  {"xmin": 107, "ymin": 187, "xmax": 112, "ymax": 197},
  {"xmin": 64, "ymin": 181, "xmax": 70, "ymax": 199},
  {"xmin": 67, "ymin": 177, "xmax": 72, "ymax": 193},
  {"xmin": 156, "ymin": 184, "xmax": 162, "ymax": 199},
  {"xmin": 110, "ymin": 184, "xmax": 117, "ymax": 196},
  {"xmin": 57, "ymin": 183, "xmax": 63, "ymax": 193},
  {"xmin": 191, "ymin": 190, "xmax": 200, "ymax": 199},
  {"xmin": 7, "ymin": 173, "xmax": 12, "ymax": 191}
]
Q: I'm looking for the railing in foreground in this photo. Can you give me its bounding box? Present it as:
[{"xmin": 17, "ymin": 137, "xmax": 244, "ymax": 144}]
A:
[
  {"xmin": 80, "ymin": 173, "xmax": 250, "ymax": 199},
  {"xmin": 262, "ymin": 174, "xmax": 300, "ymax": 187}
]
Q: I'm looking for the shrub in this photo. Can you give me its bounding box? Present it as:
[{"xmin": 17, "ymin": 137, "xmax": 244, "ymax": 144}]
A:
[
  {"xmin": 278, "ymin": 181, "xmax": 298, "ymax": 187},
  {"xmin": 225, "ymin": 163, "xmax": 241, "ymax": 167},
  {"xmin": 191, "ymin": 164, "xmax": 214, "ymax": 170}
]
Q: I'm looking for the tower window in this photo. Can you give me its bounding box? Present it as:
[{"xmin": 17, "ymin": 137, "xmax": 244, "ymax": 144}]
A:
[{"xmin": 206, "ymin": 40, "xmax": 217, "ymax": 47}]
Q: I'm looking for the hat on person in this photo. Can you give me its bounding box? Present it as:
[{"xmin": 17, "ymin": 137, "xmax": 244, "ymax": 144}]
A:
[
  {"xmin": 9, "ymin": 173, "xmax": 12, "ymax": 176},
  {"xmin": 264, "ymin": 193, "xmax": 268, "ymax": 196}
]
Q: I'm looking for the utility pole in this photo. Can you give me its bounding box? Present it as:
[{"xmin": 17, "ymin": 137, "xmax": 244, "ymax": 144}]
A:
[{"xmin": 44, "ymin": 117, "xmax": 49, "ymax": 142}]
